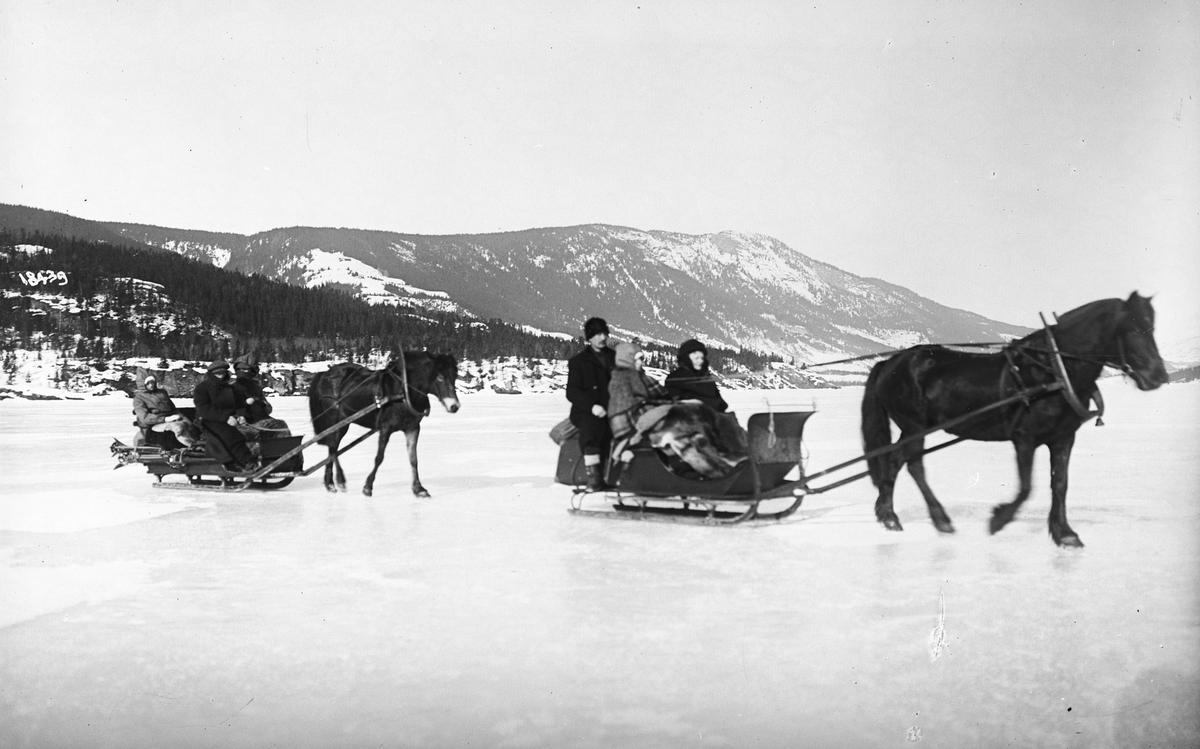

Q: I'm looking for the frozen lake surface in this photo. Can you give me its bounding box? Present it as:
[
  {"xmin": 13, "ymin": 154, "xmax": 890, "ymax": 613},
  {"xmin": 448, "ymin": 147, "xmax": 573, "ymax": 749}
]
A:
[{"xmin": 1, "ymin": 382, "xmax": 1198, "ymax": 748}]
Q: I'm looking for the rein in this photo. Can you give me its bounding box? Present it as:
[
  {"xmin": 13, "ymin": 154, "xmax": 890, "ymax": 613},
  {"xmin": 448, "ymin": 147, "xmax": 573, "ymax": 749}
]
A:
[{"xmin": 803, "ymin": 342, "xmax": 1008, "ymax": 369}]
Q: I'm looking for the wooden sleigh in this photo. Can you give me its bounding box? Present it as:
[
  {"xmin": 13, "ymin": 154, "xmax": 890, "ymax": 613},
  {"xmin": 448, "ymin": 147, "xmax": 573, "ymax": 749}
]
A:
[
  {"xmin": 556, "ymin": 410, "xmax": 816, "ymax": 525},
  {"xmin": 111, "ymin": 406, "xmax": 305, "ymax": 490}
]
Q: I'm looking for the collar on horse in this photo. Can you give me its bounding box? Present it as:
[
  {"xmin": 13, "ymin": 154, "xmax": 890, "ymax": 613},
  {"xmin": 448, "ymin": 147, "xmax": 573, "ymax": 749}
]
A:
[
  {"xmin": 380, "ymin": 348, "xmax": 431, "ymax": 418},
  {"xmin": 1001, "ymin": 314, "xmax": 1107, "ymax": 426}
]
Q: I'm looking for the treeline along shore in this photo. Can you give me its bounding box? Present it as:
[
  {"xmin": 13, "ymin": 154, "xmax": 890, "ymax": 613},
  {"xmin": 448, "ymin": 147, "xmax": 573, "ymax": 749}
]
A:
[{"xmin": 0, "ymin": 231, "xmax": 805, "ymax": 395}]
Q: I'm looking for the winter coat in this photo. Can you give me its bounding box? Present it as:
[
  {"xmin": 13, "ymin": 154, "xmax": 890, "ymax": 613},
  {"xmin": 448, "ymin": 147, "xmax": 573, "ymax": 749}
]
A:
[
  {"xmin": 607, "ymin": 367, "xmax": 670, "ymax": 439},
  {"xmin": 193, "ymin": 373, "xmax": 244, "ymax": 423},
  {"xmin": 566, "ymin": 345, "xmax": 616, "ymax": 423},
  {"xmin": 132, "ymin": 386, "xmax": 180, "ymax": 428},
  {"xmin": 234, "ymin": 375, "xmax": 274, "ymax": 423},
  {"xmin": 664, "ymin": 339, "xmax": 728, "ymax": 413}
]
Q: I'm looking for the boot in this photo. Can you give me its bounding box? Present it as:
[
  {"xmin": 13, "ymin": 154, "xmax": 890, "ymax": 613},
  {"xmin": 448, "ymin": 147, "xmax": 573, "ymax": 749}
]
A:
[
  {"xmin": 606, "ymin": 460, "xmax": 626, "ymax": 488},
  {"xmin": 585, "ymin": 463, "xmax": 606, "ymax": 492}
]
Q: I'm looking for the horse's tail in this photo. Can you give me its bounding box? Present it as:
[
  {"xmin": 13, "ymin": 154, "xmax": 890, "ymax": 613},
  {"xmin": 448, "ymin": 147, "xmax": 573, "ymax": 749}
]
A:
[{"xmin": 861, "ymin": 359, "xmax": 895, "ymax": 488}]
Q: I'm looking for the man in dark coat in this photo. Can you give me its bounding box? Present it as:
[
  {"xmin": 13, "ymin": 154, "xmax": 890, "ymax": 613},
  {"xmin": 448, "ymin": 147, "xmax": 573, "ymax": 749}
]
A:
[
  {"xmin": 193, "ymin": 359, "xmax": 257, "ymax": 472},
  {"xmin": 664, "ymin": 339, "xmax": 729, "ymax": 413},
  {"xmin": 566, "ymin": 317, "xmax": 617, "ymax": 490}
]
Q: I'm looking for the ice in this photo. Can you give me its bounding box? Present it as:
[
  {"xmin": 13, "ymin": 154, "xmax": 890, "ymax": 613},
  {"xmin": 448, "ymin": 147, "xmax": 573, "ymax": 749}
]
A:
[{"xmin": 0, "ymin": 383, "xmax": 1197, "ymax": 747}]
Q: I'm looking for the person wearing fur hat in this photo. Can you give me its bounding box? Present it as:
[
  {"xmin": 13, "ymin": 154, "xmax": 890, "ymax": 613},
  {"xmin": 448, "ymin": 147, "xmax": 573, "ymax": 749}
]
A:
[
  {"xmin": 566, "ymin": 317, "xmax": 617, "ymax": 490},
  {"xmin": 665, "ymin": 338, "xmax": 749, "ymax": 457},
  {"xmin": 606, "ymin": 341, "xmax": 671, "ymax": 485},
  {"xmin": 133, "ymin": 374, "xmax": 199, "ymax": 447},
  {"xmin": 664, "ymin": 339, "xmax": 728, "ymax": 413},
  {"xmin": 192, "ymin": 359, "xmax": 257, "ymax": 472},
  {"xmin": 233, "ymin": 357, "xmax": 291, "ymax": 438}
]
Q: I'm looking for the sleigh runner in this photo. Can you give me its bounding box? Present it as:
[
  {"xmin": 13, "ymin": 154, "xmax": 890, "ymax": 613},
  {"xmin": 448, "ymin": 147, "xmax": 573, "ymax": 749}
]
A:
[{"xmin": 111, "ymin": 434, "xmax": 305, "ymax": 489}]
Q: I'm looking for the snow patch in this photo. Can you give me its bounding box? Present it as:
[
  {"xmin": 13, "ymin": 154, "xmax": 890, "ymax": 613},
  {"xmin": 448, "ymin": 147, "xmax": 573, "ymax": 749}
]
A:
[
  {"xmin": 301, "ymin": 249, "xmax": 459, "ymax": 312},
  {"xmin": 14, "ymin": 244, "xmax": 53, "ymax": 255}
]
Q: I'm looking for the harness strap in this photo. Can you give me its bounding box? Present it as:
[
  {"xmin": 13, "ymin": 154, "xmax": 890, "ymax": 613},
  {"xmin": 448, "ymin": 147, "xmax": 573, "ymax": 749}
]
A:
[
  {"xmin": 1039, "ymin": 314, "xmax": 1103, "ymax": 424},
  {"xmin": 381, "ymin": 347, "xmax": 430, "ymax": 418}
]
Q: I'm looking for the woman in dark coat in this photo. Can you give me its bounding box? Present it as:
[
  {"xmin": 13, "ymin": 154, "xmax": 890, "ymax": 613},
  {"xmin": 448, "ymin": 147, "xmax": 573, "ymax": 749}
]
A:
[
  {"xmin": 664, "ymin": 339, "xmax": 728, "ymax": 412},
  {"xmin": 664, "ymin": 339, "xmax": 747, "ymax": 457},
  {"xmin": 233, "ymin": 359, "xmax": 290, "ymax": 437},
  {"xmin": 193, "ymin": 359, "xmax": 257, "ymax": 471}
]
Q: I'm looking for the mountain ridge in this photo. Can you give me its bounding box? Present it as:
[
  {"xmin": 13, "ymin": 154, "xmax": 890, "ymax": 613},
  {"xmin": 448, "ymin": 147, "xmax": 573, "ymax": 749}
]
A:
[
  {"xmin": 101, "ymin": 218, "xmax": 1031, "ymax": 361},
  {"xmin": 1, "ymin": 203, "xmax": 1030, "ymax": 362}
]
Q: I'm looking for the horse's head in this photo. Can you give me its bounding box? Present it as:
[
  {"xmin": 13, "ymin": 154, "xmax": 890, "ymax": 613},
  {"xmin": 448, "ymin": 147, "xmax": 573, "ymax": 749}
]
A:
[
  {"xmin": 1052, "ymin": 292, "xmax": 1169, "ymax": 391},
  {"xmin": 1115, "ymin": 292, "xmax": 1169, "ymax": 391},
  {"xmin": 386, "ymin": 351, "xmax": 461, "ymax": 415},
  {"xmin": 428, "ymin": 353, "xmax": 461, "ymax": 413}
]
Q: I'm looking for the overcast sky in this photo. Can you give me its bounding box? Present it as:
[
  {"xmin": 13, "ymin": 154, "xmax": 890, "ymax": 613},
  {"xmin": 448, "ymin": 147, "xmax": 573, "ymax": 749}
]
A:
[{"xmin": 2, "ymin": 1, "xmax": 1196, "ymax": 345}]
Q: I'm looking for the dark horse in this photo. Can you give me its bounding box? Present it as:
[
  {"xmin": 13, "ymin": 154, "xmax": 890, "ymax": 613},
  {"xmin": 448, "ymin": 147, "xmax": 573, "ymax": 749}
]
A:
[
  {"xmin": 861, "ymin": 293, "xmax": 1167, "ymax": 547},
  {"xmin": 308, "ymin": 351, "xmax": 460, "ymax": 497}
]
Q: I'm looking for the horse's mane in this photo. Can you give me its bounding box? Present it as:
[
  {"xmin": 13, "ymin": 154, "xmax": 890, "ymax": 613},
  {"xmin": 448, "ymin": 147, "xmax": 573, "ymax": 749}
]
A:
[{"xmin": 1011, "ymin": 297, "xmax": 1126, "ymax": 348}]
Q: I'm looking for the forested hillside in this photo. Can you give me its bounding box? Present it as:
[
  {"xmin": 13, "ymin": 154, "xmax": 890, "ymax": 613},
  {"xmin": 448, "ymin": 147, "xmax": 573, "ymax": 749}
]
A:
[{"xmin": 0, "ymin": 230, "xmax": 781, "ymax": 373}]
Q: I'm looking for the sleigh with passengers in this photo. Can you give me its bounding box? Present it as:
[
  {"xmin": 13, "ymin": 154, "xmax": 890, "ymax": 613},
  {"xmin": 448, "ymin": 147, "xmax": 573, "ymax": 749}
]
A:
[
  {"xmin": 555, "ymin": 402, "xmax": 822, "ymax": 525},
  {"xmin": 110, "ymin": 349, "xmax": 463, "ymax": 494},
  {"xmin": 111, "ymin": 406, "xmax": 306, "ymax": 490}
]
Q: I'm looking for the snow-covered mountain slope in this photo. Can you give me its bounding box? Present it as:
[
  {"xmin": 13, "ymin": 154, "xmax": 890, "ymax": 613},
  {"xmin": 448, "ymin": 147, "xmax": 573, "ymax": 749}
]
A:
[{"xmin": 105, "ymin": 222, "xmax": 1029, "ymax": 363}]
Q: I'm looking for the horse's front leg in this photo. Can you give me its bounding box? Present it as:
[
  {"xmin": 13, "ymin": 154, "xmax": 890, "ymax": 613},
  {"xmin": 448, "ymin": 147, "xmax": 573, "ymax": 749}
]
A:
[
  {"xmin": 406, "ymin": 425, "xmax": 429, "ymax": 497},
  {"xmin": 1047, "ymin": 434, "xmax": 1082, "ymax": 548},
  {"xmin": 362, "ymin": 428, "xmax": 393, "ymax": 497},
  {"xmin": 990, "ymin": 439, "xmax": 1035, "ymax": 534}
]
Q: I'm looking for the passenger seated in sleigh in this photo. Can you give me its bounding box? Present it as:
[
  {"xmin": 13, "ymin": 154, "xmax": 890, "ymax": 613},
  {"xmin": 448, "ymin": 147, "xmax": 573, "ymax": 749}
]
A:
[
  {"xmin": 606, "ymin": 342, "xmax": 747, "ymax": 485},
  {"xmin": 132, "ymin": 374, "xmax": 200, "ymax": 449},
  {"xmin": 231, "ymin": 356, "xmax": 291, "ymax": 439}
]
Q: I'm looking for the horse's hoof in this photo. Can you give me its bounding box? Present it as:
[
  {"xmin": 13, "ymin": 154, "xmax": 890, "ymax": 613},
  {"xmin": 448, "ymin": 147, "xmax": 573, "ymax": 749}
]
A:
[
  {"xmin": 414, "ymin": 488, "xmax": 431, "ymax": 498},
  {"xmin": 989, "ymin": 507, "xmax": 1012, "ymax": 535},
  {"xmin": 363, "ymin": 487, "xmax": 373, "ymax": 497},
  {"xmin": 934, "ymin": 520, "xmax": 956, "ymax": 534},
  {"xmin": 325, "ymin": 484, "xmax": 338, "ymax": 494},
  {"xmin": 879, "ymin": 516, "xmax": 904, "ymax": 531},
  {"xmin": 1055, "ymin": 534, "xmax": 1084, "ymax": 548}
]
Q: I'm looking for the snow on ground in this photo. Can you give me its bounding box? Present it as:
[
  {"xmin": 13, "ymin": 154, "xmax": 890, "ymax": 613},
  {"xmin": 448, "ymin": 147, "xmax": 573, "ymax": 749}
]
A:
[{"xmin": 1, "ymin": 382, "xmax": 1197, "ymax": 748}]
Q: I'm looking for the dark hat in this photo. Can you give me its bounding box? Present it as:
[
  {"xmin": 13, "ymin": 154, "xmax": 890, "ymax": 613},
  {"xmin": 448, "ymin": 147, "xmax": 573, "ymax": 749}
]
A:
[
  {"xmin": 207, "ymin": 359, "xmax": 231, "ymax": 373},
  {"xmin": 677, "ymin": 339, "xmax": 709, "ymax": 368},
  {"xmin": 233, "ymin": 353, "xmax": 257, "ymax": 371},
  {"xmin": 584, "ymin": 317, "xmax": 610, "ymax": 340}
]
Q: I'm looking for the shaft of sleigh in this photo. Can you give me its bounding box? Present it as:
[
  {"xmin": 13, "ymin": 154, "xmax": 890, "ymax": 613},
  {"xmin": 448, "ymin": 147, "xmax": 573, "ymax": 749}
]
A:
[{"xmin": 803, "ymin": 384, "xmax": 1057, "ymax": 485}]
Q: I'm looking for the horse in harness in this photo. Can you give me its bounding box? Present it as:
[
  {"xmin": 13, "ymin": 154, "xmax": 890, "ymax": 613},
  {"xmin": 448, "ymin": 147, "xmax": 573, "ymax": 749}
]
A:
[
  {"xmin": 860, "ymin": 292, "xmax": 1168, "ymax": 547},
  {"xmin": 308, "ymin": 351, "xmax": 461, "ymax": 497}
]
